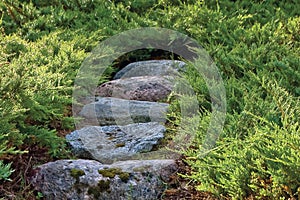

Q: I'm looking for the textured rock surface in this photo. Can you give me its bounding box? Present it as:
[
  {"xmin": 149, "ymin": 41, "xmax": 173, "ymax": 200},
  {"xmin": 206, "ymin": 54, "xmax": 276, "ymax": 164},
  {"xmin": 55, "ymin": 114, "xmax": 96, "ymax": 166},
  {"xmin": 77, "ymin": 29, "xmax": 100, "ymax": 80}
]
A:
[
  {"xmin": 31, "ymin": 60, "xmax": 183, "ymax": 199},
  {"xmin": 66, "ymin": 122, "xmax": 166, "ymax": 163},
  {"xmin": 79, "ymin": 97, "xmax": 169, "ymax": 126},
  {"xmin": 31, "ymin": 159, "xmax": 177, "ymax": 200},
  {"xmin": 95, "ymin": 76, "xmax": 173, "ymax": 102},
  {"xmin": 113, "ymin": 60, "xmax": 185, "ymax": 79}
]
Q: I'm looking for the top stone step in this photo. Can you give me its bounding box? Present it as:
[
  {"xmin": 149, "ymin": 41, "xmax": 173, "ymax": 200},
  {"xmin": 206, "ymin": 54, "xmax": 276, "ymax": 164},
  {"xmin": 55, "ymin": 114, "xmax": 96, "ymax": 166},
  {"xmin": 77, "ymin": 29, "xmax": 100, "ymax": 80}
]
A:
[{"xmin": 113, "ymin": 60, "xmax": 186, "ymax": 79}]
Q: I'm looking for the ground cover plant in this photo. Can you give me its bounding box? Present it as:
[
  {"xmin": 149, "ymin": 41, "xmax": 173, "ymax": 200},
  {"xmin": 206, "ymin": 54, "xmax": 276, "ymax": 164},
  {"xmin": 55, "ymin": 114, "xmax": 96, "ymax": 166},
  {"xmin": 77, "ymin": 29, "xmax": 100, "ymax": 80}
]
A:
[{"xmin": 0, "ymin": 0, "xmax": 299, "ymax": 199}]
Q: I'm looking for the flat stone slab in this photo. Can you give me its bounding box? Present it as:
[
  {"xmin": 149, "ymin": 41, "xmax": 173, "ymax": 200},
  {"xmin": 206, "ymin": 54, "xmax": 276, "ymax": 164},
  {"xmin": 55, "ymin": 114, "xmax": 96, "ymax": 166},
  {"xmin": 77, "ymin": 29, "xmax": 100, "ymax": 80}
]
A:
[
  {"xmin": 95, "ymin": 76, "xmax": 173, "ymax": 102},
  {"xmin": 113, "ymin": 60, "xmax": 185, "ymax": 79},
  {"xmin": 66, "ymin": 122, "xmax": 166, "ymax": 164},
  {"xmin": 79, "ymin": 97, "xmax": 169, "ymax": 126},
  {"xmin": 31, "ymin": 159, "xmax": 177, "ymax": 200}
]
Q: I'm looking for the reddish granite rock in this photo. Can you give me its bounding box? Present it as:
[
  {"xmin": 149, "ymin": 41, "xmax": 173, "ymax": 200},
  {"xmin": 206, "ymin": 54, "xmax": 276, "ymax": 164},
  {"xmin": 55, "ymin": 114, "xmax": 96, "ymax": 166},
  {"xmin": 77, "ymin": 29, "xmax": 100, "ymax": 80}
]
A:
[{"xmin": 96, "ymin": 76, "xmax": 173, "ymax": 102}]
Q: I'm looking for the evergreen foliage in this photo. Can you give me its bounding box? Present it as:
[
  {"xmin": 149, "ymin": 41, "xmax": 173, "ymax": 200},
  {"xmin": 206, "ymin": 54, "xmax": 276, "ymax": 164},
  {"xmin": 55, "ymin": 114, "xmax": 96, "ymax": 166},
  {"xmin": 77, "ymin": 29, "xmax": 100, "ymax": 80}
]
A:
[{"xmin": 0, "ymin": 0, "xmax": 299, "ymax": 198}]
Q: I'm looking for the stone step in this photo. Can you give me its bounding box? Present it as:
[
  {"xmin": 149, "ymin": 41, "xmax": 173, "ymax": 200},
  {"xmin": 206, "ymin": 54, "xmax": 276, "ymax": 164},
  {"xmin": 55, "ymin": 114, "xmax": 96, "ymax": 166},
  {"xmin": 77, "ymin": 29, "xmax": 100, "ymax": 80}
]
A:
[
  {"xmin": 95, "ymin": 76, "xmax": 173, "ymax": 102},
  {"xmin": 66, "ymin": 122, "xmax": 166, "ymax": 164},
  {"xmin": 31, "ymin": 60, "xmax": 184, "ymax": 200},
  {"xmin": 79, "ymin": 97, "xmax": 169, "ymax": 126},
  {"xmin": 113, "ymin": 60, "xmax": 185, "ymax": 79},
  {"xmin": 31, "ymin": 159, "xmax": 177, "ymax": 200}
]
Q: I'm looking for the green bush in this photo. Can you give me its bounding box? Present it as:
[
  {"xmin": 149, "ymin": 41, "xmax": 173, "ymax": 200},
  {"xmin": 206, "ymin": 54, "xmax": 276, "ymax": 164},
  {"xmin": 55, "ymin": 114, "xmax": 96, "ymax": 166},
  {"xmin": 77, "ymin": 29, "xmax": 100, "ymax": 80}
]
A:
[
  {"xmin": 159, "ymin": 1, "xmax": 300, "ymax": 199},
  {"xmin": 0, "ymin": 0, "xmax": 299, "ymax": 199},
  {"xmin": 0, "ymin": 0, "xmax": 123, "ymax": 183},
  {"xmin": 184, "ymin": 78, "xmax": 300, "ymax": 199},
  {"xmin": 0, "ymin": 161, "xmax": 13, "ymax": 181},
  {"xmin": 0, "ymin": 29, "xmax": 88, "ymax": 179}
]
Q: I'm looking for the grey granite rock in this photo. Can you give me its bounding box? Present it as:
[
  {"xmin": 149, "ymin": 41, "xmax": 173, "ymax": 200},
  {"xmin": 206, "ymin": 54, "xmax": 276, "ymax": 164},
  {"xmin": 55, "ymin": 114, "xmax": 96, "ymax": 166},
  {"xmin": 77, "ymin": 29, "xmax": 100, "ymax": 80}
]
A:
[
  {"xmin": 113, "ymin": 60, "xmax": 185, "ymax": 79},
  {"xmin": 31, "ymin": 159, "xmax": 177, "ymax": 200},
  {"xmin": 79, "ymin": 97, "xmax": 169, "ymax": 126},
  {"xmin": 66, "ymin": 122, "xmax": 166, "ymax": 164},
  {"xmin": 95, "ymin": 76, "xmax": 173, "ymax": 102}
]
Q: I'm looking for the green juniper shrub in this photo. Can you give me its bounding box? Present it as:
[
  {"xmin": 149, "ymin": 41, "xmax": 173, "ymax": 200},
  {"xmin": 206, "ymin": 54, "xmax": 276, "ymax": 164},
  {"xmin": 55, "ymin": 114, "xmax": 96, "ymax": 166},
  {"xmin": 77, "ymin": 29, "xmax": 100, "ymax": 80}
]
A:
[
  {"xmin": 0, "ymin": 0, "xmax": 299, "ymax": 199},
  {"xmin": 183, "ymin": 80, "xmax": 300, "ymax": 199}
]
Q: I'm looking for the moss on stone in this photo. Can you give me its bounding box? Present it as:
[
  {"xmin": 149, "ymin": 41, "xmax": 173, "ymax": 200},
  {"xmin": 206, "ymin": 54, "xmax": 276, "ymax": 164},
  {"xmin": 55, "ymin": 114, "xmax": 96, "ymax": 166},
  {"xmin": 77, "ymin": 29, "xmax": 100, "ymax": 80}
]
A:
[
  {"xmin": 98, "ymin": 168, "xmax": 119, "ymax": 178},
  {"xmin": 98, "ymin": 180, "xmax": 111, "ymax": 191},
  {"xmin": 118, "ymin": 172, "xmax": 130, "ymax": 182},
  {"xmin": 115, "ymin": 142, "xmax": 125, "ymax": 148},
  {"xmin": 98, "ymin": 168, "xmax": 130, "ymax": 182},
  {"xmin": 70, "ymin": 168, "xmax": 85, "ymax": 182},
  {"xmin": 87, "ymin": 180, "xmax": 111, "ymax": 198},
  {"xmin": 74, "ymin": 182, "xmax": 88, "ymax": 194},
  {"xmin": 107, "ymin": 136, "xmax": 115, "ymax": 140}
]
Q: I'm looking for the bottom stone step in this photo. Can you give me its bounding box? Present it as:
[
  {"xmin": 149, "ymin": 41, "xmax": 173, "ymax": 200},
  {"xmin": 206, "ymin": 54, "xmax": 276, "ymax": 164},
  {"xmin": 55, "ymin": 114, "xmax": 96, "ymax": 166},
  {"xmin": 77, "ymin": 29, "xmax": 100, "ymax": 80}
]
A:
[
  {"xmin": 30, "ymin": 159, "xmax": 177, "ymax": 200},
  {"xmin": 66, "ymin": 122, "xmax": 166, "ymax": 164}
]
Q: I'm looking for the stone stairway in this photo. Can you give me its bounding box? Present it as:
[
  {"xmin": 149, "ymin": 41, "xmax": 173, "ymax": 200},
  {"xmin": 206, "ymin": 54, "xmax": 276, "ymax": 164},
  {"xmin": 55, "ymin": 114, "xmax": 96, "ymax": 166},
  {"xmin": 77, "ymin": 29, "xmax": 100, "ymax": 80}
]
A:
[{"xmin": 31, "ymin": 60, "xmax": 186, "ymax": 200}]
